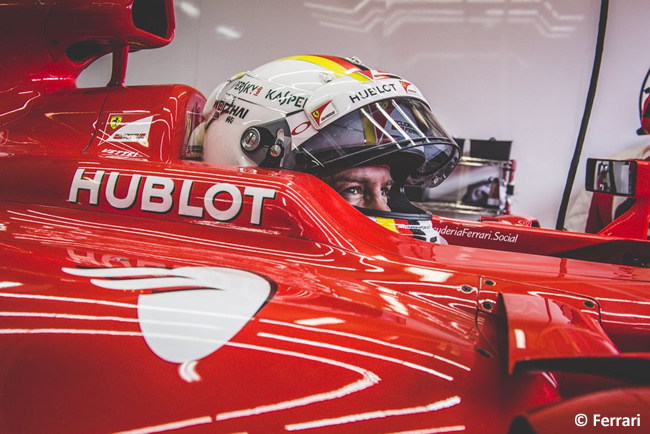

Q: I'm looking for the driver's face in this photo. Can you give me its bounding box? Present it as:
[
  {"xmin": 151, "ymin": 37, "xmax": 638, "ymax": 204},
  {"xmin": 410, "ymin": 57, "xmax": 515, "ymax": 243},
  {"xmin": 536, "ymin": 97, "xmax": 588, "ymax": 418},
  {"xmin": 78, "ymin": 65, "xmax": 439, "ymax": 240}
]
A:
[{"xmin": 322, "ymin": 165, "xmax": 393, "ymax": 211}]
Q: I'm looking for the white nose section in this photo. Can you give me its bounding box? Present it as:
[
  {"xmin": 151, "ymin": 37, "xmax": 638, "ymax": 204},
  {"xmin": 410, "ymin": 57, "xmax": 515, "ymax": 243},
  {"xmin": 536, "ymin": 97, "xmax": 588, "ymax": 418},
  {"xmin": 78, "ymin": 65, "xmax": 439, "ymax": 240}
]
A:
[{"xmin": 62, "ymin": 266, "xmax": 273, "ymax": 363}]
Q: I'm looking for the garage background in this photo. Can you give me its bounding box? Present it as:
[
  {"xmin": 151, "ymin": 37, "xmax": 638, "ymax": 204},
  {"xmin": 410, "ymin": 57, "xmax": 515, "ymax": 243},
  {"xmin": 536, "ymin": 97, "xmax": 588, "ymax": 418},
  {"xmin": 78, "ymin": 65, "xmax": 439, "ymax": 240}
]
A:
[{"xmin": 79, "ymin": 0, "xmax": 650, "ymax": 231}]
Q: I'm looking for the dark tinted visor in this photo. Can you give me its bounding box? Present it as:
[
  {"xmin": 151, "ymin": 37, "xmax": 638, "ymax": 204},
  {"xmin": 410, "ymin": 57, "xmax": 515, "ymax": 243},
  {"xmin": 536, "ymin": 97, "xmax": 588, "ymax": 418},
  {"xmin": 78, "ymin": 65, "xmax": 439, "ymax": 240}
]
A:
[{"xmin": 288, "ymin": 98, "xmax": 459, "ymax": 187}]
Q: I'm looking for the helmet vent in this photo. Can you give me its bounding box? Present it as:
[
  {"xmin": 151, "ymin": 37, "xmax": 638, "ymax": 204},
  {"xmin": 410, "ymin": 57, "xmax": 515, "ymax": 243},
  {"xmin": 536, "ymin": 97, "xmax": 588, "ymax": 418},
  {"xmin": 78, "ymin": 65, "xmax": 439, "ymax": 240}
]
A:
[{"xmin": 320, "ymin": 72, "xmax": 335, "ymax": 84}]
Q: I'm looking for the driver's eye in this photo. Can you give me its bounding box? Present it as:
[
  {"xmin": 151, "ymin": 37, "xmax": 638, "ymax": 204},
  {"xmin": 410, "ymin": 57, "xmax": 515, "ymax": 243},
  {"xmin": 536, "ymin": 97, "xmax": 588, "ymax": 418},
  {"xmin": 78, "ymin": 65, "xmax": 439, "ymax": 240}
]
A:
[{"xmin": 341, "ymin": 186, "xmax": 362, "ymax": 195}]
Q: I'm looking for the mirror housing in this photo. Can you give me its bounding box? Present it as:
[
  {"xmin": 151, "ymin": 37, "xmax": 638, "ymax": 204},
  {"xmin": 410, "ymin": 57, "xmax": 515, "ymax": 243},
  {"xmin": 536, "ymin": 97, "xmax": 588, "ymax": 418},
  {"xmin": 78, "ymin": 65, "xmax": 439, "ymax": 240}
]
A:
[
  {"xmin": 586, "ymin": 159, "xmax": 636, "ymax": 197},
  {"xmin": 585, "ymin": 158, "xmax": 650, "ymax": 240}
]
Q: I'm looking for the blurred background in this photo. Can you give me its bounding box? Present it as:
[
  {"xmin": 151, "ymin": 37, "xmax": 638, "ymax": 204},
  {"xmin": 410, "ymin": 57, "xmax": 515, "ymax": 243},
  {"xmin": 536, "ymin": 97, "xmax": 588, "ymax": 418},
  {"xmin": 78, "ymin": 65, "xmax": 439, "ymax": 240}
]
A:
[{"xmin": 79, "ymin": 0, "xmax": 650, "ymax": 230}]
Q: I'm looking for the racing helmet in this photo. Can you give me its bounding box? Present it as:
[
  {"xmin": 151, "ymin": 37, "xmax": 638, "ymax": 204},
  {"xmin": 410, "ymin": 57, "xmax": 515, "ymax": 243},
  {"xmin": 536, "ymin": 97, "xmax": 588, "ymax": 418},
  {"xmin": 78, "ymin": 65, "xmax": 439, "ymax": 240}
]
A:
[{"xmin": 202, "ymin": 55, "xmax": 460, "ymax": 242}]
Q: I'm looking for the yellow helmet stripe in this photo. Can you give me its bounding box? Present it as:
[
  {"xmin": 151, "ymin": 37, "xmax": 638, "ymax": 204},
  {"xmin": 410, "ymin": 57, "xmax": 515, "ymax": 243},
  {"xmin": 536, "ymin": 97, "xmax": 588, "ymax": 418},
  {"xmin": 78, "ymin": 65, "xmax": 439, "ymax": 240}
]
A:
[
  {"xmin": 281, "ymin": 55, "xmax": 372, "ymax": 82},
  {"xmin": 375, "ymin": 217, "xmax": 399, "ymax": 233}
]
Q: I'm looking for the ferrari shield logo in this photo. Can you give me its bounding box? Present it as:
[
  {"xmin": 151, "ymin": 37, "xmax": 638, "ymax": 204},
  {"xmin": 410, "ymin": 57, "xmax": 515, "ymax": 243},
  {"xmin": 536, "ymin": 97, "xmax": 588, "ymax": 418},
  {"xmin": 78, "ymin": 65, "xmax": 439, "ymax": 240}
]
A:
[
  {"xmin": 109, "ymin": 116, "xmax": 123, "ymax": 129},
  {"xmin": 311, "ymin": 101, "xmax": 337, "ymax": 127},
  {"xmin": 105, "ymin": 114, "xmax": 154, "ymax": 146}
]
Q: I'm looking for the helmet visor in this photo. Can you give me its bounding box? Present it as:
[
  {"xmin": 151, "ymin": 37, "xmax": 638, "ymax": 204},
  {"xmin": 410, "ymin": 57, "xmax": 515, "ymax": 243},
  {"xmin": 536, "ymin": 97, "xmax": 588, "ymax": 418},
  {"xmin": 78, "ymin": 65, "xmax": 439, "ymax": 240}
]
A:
[{"xmin": 288, "ymin": 98, "xmax": 459, "ymax": 187}]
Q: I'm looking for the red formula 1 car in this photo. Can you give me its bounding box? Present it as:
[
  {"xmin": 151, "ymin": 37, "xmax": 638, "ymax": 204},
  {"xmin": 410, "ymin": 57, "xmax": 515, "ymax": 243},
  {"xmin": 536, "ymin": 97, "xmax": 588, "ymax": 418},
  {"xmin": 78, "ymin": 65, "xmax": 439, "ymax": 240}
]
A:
[{"xmin": 1, "ymin": 1, "xmax": 649, "ymax": 433}]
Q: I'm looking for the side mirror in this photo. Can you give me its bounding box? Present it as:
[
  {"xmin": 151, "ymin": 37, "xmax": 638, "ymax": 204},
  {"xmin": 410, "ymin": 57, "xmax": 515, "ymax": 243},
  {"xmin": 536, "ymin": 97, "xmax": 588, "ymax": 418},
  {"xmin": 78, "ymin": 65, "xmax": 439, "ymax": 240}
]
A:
[{"xmin": 585, "ymin": 159, "xmax": 636, "ymax": 197}]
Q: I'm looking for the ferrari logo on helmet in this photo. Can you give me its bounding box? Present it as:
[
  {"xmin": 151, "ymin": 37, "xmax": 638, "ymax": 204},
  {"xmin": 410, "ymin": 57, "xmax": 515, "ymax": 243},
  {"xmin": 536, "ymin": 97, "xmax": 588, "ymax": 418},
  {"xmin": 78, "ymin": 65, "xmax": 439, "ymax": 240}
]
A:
[
  {"xmin": 109, "ymin": 116, "xmax": 123, "ymax": 129},
  {"xmin": 311, "ymin": 101, "xmax": 337, "ymax": 127},
  {"xmin": 400, "ymin": 80, "xmax": 417, "ymax": 95}
]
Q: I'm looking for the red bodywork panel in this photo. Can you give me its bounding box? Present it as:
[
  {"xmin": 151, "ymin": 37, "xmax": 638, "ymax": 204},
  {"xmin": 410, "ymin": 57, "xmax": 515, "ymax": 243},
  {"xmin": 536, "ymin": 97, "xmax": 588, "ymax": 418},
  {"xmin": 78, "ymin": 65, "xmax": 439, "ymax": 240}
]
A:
[
  {"xmin": 431, "ymin": 214, "xmax": 650, "ymax": 267},
  {"xmin": 501, "ymin": 293, "xmax": 619, "ymax": 374},
  {"xmin": 1, "ymin": 1, "xmax": 650, "ymax": 433}
]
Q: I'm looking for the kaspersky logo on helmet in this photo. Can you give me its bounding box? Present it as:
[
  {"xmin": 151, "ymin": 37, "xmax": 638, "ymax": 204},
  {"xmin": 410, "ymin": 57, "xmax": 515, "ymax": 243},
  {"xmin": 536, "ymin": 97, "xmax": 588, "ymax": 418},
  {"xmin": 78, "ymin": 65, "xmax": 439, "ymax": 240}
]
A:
[
  {"xmin": 232, "ymin": 79, "xmax": 263, "ymax": 96},
  {"xmin": 264, "ymin": 88, "xmax": 308, "ymax": 109}
]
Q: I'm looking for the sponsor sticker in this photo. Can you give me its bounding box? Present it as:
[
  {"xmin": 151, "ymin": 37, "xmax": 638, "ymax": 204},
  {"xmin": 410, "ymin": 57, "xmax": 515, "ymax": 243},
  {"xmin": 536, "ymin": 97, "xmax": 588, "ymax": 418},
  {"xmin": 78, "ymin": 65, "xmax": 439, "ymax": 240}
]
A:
[
  {"xmin": 105, "ymin": 114, "xmax": 153, "ymax": 146},
  {"xmin": 215, "ymin": 100, "xmax": 250, "ymax": 120},
  {"xmin": 232, "ymin": 79, "xmax": 263, "ymax": 96},
  {"xmin": 400, "ymin": 80, "xmax": 418, "ymax": 95},
  {"xmin": 100, "ymin": 149, "xmax": 145, "ymax": 159},
  {"xmin": 349, "ymin": 83, "xmax": 398, "ymax": 104},
  {"xmin": 311, "ymin": 101, "xmax": 337, "ymax": 127},
  {"xmin": 68, "ymin": 168, "xmax": 277, "ymax": 226},
  {"xmin": 286, "ymin": 111, "xmax": 318, "ymax": 149},
  {"xmin": 265, "ymin": 88, "xmax": 307, "ymax": 108}
]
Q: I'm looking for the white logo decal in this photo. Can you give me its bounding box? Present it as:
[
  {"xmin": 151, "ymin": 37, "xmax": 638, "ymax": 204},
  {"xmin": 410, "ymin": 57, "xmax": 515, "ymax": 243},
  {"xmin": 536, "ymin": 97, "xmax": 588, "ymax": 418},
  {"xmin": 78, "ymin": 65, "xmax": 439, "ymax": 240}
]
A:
[
  {"xmin": 287, "ymin": 111, "xmax": 318, "ymax": 149},
  {"xmin": 107, "ymin": 115, "xmax": 153, "ymax": 146},
  {"xmin": 67, "ymin": 168, "xmax": 277, "ymax": 226},
  {"xmin": 311, "ymin": 101, "xmax": 337, "ymax": 127},
  {"xmin": 434, "ymin": 225, "xmax": 519, "ymax": 243},
  {"xmin": 62, "ymin": 266, "xmax": 273, "ymax": 364}
]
